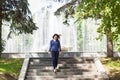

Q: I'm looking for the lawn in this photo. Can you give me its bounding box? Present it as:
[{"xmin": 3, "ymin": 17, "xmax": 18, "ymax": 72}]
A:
[
  {"xmin": 0, "ymin": 58, "xmax": 23, "ymax": 80},
  {"xmin": 100, "ymin": 58, "xmax": 120, "ymax": 80}
]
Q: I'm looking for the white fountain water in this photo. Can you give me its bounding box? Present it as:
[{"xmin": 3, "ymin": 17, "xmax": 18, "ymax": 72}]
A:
[
  {"xmin": 81, "ymin": 18, "xmax": 107, "ymax": 52},
  {"xmin": 2, "ymin": 0, "xmax": 78, "ymax": 52}
]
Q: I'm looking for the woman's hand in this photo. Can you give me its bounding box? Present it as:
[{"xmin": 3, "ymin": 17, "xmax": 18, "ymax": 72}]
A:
[
  {"xmin": 48, "ymin": 51, "xmax": 51, "ymax": 54},
  {"xmin": 59, "ymin": 52, "xmax": 62, "ymax": 57}
]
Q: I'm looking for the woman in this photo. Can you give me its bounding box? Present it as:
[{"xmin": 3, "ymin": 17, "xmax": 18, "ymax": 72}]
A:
[{"xmin": 48, "ymin": 34, "xmax": 61, "ymax": 73}]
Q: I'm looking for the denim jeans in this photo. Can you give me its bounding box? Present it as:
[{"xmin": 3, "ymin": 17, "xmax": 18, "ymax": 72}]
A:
[{"xmin": 51, "ymin": 51, "xmax": 59, "ymax": 69}]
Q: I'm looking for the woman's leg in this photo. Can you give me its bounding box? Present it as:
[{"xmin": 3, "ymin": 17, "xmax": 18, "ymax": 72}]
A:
[
  {"xmin": 51, "ymin": 51, "xmax": 56, "ymax": 69},
  {"xmin": 54, "ymin": 51, "xmax": 59, "ymax": 68},
  {"xmin": 51, "ymin": 51, "xmax": 59, "ymax": 69}
]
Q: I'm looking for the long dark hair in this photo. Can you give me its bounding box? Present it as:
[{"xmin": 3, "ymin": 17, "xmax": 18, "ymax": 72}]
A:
[{"xmin": 52, "ymin": 34, "xmax": 60, "ymax": 40}]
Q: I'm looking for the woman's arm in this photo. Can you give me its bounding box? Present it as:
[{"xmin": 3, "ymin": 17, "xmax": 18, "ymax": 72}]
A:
[
  {"xmin": 58, "ymin": 40, "xmax": 61, "ymax": 56},
  {"xmin": 58, "ymin": 40, "xmax": 61, "ymax": 51},
  {"xmin": 48, "ymin": 40, "xmax": 52, "ymax": 54}
]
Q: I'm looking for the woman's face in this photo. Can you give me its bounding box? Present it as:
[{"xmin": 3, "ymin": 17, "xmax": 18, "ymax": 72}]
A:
[{"xmin": 53, "ymin": 35, "xmax": 58, "ymax": 40}]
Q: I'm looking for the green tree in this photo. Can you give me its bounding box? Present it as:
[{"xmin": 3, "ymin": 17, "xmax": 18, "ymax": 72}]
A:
[
  {"xmin": 55, "ymin": 0, "xmax": 120, "ymax": 57},
  {"xmin": 0, "ymin": 0, "xmax": 38, "ymax": 56}
]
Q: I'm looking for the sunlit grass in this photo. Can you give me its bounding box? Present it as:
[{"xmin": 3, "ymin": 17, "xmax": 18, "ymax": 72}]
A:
[
  {"xmin": 0, "ymin": 58, "xmax": 23, "ymax": 79},
  {"xmin": 100, "ymin": 58, "xmax": 120, "ymax": 68},
  {"xmin": 100, "ymin": 58, "xmax": 120, "ymax": 80}
]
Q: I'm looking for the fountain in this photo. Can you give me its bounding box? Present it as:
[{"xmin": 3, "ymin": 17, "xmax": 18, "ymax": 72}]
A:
[
  {"xmin": 2, "ymin": 0, "xmax": 106, "ymax": 53},
  {"xmin": 2, "ymin": 0, "xmax": 78, "ymax": 52},
  {"xmin": 80, "ymin": 18, "xmax": 106, "ymax": 52}
]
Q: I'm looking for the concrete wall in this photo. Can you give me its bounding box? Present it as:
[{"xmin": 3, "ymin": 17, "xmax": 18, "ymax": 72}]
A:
[{"xmin": 1, "ymin": 52, "xmax": 120, "ymax": 58}]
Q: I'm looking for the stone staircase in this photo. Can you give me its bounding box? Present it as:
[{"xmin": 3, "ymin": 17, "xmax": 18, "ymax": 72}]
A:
[{"xmin": 25, "ymin": 57, "xmax": 103, "ymax": 80}]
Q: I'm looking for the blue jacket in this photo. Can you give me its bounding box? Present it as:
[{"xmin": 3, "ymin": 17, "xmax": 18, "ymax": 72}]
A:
[{"xmin": 49, "ymin": 40, "xmax": 61, "ymax": 52}]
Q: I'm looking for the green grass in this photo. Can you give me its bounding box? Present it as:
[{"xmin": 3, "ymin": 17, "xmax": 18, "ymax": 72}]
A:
[
  {"xmin": 100, "ymin": 58, "xmax": 120, "ymax": 80},
  {"xmin": 0, "ymin": 58, "xmax": 23, "ymax": 79},
  {"xmin": 100, "ymin": 58, "xmax": 120, "ymax": 68}
]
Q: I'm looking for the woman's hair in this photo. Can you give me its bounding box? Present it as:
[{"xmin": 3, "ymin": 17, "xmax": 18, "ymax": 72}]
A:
[{"xmin": 52, "ymin": 34, "xmax": 60, "ymax": 39}]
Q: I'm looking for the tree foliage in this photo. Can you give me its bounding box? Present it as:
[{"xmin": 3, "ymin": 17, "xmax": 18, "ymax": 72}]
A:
[
  {"xmin": 67, "ymin": 0, "xmax": 120, "ymax": 41},
  {"xmin": 0, "ymin": 0, "xmax": 38, "ymax": 54},
  {"xmin": 75, "ymin": 0, "xmax": 120, "ymax": 55},
  {"xmin": 2, "ymin": 0, "xmax": 38, "ymax": 36},
  {"xmin": 60, "ymin": 0, "xmax": 120, "ymax": 40},
  {"xmin": 55, "ymin": 0, "xmax": 120, "ymax": 56}
]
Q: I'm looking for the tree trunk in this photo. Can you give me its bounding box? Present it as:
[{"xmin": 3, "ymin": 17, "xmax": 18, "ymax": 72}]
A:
[
  {"xmin": 0, "ymin": 1, "xmax": 3, "ymax": 56},
  {"xmin": 106, "ymin": 33, "xmax": 113, "ymax": 57}
]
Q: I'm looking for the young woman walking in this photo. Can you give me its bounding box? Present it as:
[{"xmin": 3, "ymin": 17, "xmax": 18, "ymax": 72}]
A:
[{"xmin": 48, "ymin": 34, "xmax": 61, "ymax": 73}]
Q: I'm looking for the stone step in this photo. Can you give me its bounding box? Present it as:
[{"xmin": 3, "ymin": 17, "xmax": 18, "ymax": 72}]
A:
[
  {"xmin": 28, "ymin": 64, "xmax": 96, "ymax": 70},
  {"xmin": 27, "ymin": 72, "xmax": 82, "ymax": 76},
  {"xmin": 29, "ymin": 66, "xmax": 97, "ymax": 71},
  {"xmin": 30, "ymin": 58, "xmax": 93, "ymax": 63},
  {"xmin": 28, "ymin": 65, "xmax": 96, "ymax": 71},
  {"xmin": 30, "ymin": 58, "xmax": 93, "ymax": 62},
  {"xmin": 30, "ymin": 58, "xmax": 94, "ymax": 65},
  {"xmin": 25, "ymin": 77, "xmax": 99, "ymax": 80},
  {"xmin": 31, "ymin": 57, "xmax": 93, "ymax": 61},
  {"xmin": 25, "ymin": 75, "xmax": 102, "ymax": 80},
  {"xmin": 30, "ymin": 60, "xmax": 94, "ymax": 65},
  {"xmin": 30, "ymin": 62, "xmax": 95, "ymax": 68},
  {"xmin": 25, "ymin": 78, "xmax": 103, "ymax": 80},
  {"xmin": 27, "ymin": 70, "xmax": 100, "ymax": 76},
  {"xmin": 28, "ymin": 68, "xmax": 96, "ymax": 73}
]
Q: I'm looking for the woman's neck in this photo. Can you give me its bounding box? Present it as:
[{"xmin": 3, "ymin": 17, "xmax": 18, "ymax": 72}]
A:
[{"xmin": 53, "ymin": 39, "xmax": 57, "ymax": 41}]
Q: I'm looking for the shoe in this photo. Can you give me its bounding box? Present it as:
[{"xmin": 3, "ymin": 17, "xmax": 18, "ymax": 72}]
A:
[
  {"xmin": 56, "ymin": 66, "xmax": 59, "ymax": 70},
  {"xmin": 53, "ymin": 69, "xmax": 57, "ymax": 73}
]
